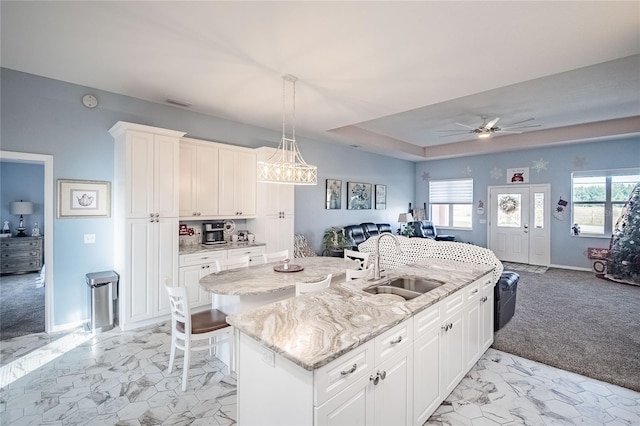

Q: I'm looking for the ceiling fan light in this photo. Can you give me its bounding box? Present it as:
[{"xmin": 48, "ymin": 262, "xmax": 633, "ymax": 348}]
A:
[{"xmin": 478, "ymin": 132, "xmax": 491, "ymax": 139}]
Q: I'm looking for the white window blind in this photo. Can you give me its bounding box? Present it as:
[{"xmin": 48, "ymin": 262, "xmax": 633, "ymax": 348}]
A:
[{"xmin": 429, "ymin": 179, "xmax": 473, "ymax": 204}]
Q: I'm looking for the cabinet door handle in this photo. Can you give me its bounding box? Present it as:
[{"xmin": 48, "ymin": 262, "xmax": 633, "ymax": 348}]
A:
[
  {"xmin": 193, "ymin": 212, "xmax": 197, "ymax": 216},
  {"xmin": 370, "ymin": 374, "xmax": 380, "ymax": 385},
  {"xmin": 340, "ymin": 364, "xmax": 357, "ymax": 376},
  {"xmin": 390, "ymin": 336, "xmax": 403, "ymax": 345},
  {"xmin": 378, "ymin": 370, "xmax": 386, "ymax": 381}
]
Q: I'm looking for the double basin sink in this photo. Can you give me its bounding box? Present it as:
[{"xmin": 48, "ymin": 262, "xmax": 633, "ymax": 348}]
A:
[{"xmin": 363, "ymin": 276, "xmax": 445, "ymax": 301}]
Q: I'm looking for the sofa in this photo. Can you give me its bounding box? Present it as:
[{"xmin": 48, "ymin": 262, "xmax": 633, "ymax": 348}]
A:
[
  {"xmin": 343, "ymin": 222, "xmax": 392, "ymax": 251},
  {"xmin": 358, "ymin": 236, "xmax": 518, "ymax": 329}
]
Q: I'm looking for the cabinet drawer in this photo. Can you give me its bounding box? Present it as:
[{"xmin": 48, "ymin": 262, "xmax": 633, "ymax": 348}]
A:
[
  {"xmin": 375, "ymin": 320, "xmax": 413, "ymax": 365},
  {"xmin": 414, "ymin": 302, "xmax": 442, "ymax": 338},
  {"xmin": 0, "ymin": 239, "xmax": 42, "ymax": 250},
  {"xmin": 228, "ymin": 246, "xmax": 265, "ymax": 265},
  {"xmin": 442, "ymin": 291, "xmax": 465, "ymax": 316},
  {"xmin": 1, "ymin": 249, "xmax": 41, "ymax": 260},
  {"xmin": 1, "ymin": 258, "xmax": 41, "ymax": 273},
  {"xmin": 314, "ymin": 340, "xmax": 375, "ymax": 406},
  {"xmin": 465, "ymin": 282, "xmax": 480, "ymax": 303},
  {"xmin": 479, "ymin": 273, "xmax": 494, "ymax": 291},
  {"xmin": 179, "ymin": 251, "xmax": 226, "ymax": 267}
]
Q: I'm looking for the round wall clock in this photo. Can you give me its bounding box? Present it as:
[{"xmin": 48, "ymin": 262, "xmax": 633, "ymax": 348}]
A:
[{"xmin": 82, "ymin": 94, "xmax": 98, "ymax": 108}]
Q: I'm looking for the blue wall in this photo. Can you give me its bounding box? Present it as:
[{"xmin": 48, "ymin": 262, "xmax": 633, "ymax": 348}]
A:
[
  {"xmin": 415, "ymin": 138, "xmax": 640, "ymax": 269},
  {"xmin": 0, "ymin": 68, "xmax": 415, "ymax": 328},
  {"xmin": 0, "ymin": 162, "xmax": 45, "ymax": 236}
]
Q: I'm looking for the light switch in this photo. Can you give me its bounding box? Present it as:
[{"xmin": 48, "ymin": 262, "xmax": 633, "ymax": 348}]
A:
[{"xmin": 84, "ymin": 234, "xmax": 96, "ymax": 244}]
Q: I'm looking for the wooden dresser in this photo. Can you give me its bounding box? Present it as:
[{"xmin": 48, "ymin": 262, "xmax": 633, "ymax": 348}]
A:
[{"xmin": 0, "ymin": 236, "xmax": 43, "ymax": 274}]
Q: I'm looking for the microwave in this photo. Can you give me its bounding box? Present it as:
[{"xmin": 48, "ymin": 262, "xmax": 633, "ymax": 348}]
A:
[{"xmin": 202, "ymin": 222, "xmax": 225, "ymax": 245}]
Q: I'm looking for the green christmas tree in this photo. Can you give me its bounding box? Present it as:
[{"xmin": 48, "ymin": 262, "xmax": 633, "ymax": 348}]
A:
[{"xmin": 607, "ymin": 182, "xmax": 640, "ymax": 285}]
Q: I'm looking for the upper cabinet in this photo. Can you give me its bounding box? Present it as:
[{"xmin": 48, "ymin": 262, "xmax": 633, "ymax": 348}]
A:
[
  {"xmin": 218, "ymin": 146, "xmax": 256, "ymax": 218},
  {"xmin": 110, "ymin": 123, "xmax": 184, "ymax": 219},
  {"xmin": 179, "ymin": 138, "xmax": 220, "ymax": 218}
]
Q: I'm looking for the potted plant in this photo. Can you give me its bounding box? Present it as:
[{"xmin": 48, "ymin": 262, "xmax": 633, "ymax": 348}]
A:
[{"xmin": 322, "ymin": 227, "xmax": 351, "ymax": 256}]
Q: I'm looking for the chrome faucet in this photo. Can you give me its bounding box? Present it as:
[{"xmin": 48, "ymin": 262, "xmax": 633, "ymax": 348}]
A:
[{"xmin": 374, "ymin": 233, "xmax": 402, "ymax": 280}]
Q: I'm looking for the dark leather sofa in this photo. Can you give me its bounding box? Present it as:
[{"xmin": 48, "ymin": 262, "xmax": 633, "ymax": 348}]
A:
[
  {"xmin": 343, "ymin": 222, "xmax": 392, "ymax": 251},
  {"xmin": 494, "ymin": 271, "xmax": 519, "ymax": 330},
  {"xmin": 409, "ymin": 220, "xmax": 455, "ymax": 241}
]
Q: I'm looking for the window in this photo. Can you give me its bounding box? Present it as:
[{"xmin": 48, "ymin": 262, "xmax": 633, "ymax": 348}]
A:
[
  {"xmin": 429, "ymin": 178, "xmax": 473, "ymax": 229},
  {"xmin": 571, "ymin": 169, "xmax": 639, "ymax": 236}
]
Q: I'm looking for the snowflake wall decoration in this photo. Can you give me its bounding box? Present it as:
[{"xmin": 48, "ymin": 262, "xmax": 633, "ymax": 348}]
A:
[
  {"xmin": 573, "ymin": 156, "xmax": 587, "ymax": 170},
  {"xmin": 421, "ymin": 171, "xmax": 431, "ymax": 182},
  {"xmin": 532, "ymin": 158, "xmax": 548, "ymax": 172},
  {"xmin": 490, "ymin": 168, "xmax": 503, "ymax": 180},
  {"xmin": 463, "ymin": 166, "xmax": 472, "ymax": 177}
]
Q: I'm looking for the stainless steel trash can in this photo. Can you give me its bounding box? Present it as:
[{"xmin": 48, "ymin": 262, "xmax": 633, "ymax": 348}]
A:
[{"xmin": 86, "ymin": 271, "xmax": 119, "ymax": 332}]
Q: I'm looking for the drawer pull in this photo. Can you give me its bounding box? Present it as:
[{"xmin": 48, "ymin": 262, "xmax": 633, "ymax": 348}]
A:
[
  {"xmin": 390, "ymin": 336, "xmax": 403, "ymax": 345},
  {"xmin": 340, "ymin": 364, "xmax": 357, "ymax": 376},
  {"xmin": 370, "ymin": 373, "xmax": 379, "ymax": 385},
  {"xmin": 471, "ymin": 288, "xmax": 479, "ymax": 294}
]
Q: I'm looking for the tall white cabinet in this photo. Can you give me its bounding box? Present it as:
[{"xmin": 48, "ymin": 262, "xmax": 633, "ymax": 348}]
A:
[
  {"xmin": 110, "ymin": 122, "xmax": 186, "ymax": 331},
  {"xmin": 251, "ymin": 147, "xmax": 295, "ymax": 256}
]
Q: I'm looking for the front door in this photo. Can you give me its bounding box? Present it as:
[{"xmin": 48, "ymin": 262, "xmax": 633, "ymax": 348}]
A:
[{"xmin": 488, "ymin": 185, "xmax": 550, "ymax": 266}]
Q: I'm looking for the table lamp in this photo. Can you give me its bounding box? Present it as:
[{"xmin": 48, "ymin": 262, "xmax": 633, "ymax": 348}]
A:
[{"xmin": 10, "ymin": 200, "xmax": 33, "ymax": 237}]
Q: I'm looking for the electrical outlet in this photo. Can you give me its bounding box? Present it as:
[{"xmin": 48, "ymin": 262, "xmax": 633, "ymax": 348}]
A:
[
  {"xmin": 84, "ymin": 234, "xmax": 96, "ymax": 244},
  {"xmin": 261, "ymin": 347, "xmax": 275, "ymax": 367}
]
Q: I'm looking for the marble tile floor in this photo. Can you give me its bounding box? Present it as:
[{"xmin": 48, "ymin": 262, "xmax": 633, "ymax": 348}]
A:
[{"xmin": 0, "ymin": 325, "xmax": 638, "ymax": 426}]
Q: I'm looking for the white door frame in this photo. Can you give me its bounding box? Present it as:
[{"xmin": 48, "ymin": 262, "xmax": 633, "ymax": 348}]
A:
[
  {"xmin": 487, "ymin": 184, "xmax": 550, "ymax": 266},
  {"xmin": 1, "ymin": 150, "xmax": 54, "ymax": 333}
]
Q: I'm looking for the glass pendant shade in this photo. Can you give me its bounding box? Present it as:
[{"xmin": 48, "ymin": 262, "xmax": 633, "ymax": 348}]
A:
[{"xmin": 257, "ymin": 75, "xmax": 317, "ymax": 185}]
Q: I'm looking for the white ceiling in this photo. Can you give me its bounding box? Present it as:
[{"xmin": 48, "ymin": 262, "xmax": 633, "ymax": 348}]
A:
[{"xmin": 2, "ymin": 1, "xmax": 639, "ymax": 161}]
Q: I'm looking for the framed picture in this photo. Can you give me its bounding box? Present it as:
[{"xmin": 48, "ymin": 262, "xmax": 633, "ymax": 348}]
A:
[
  {"xmin": 506, "ymin": 167, "xmax": 530, "ymax": 184},
  {"xmin": 375, "ymin": 184, "xmax": 387, "ymax": 209},
  {"xmin": 347, "ymin": 182, "xmax": 372, "ymax": 210},
  {"xmin": 326, "ymin": 179, "xmax": 342, "ymax": 209},
  {"xmin": 57, "ymin": 179, "xmax": 111, "ymax": 218}
]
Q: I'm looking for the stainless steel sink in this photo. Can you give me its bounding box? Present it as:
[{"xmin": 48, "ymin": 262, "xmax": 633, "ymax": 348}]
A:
[
  {"xmin": 386, "ymin": 276, "xmax": 445, "ymax": 293},
  {"xmin": 362, "ymin": 285, "xmax": 422, "ymax": 300},
  {"xmin": 362, "ymin": 276, "xmax": 446, "ymax": 300}
]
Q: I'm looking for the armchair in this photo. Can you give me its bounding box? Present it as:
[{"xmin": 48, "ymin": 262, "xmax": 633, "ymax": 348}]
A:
[{"xmin": 410, "ymin": 220, "xmax": 455, "ymax": 241}]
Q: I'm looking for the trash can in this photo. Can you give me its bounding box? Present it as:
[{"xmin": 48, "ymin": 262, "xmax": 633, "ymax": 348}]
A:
[{"xmin": 86, "ymin": 270, "xmax": 119, "ymax": 332}]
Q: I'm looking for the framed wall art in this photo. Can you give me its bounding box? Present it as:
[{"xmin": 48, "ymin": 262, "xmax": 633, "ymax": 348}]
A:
[
  {"xmin": 347, "ymin": 182, "xmax": 372, "ymax": 210},
  {"xmin": 375, "ymin": 184, "xmax": 387, "ymax": 209},
  {"xmin": 57, "ymin": 179, "xmax": 111, "ymax": 218},
  {"xmin": 326, "ymin": 179, "xmax": 342, "ymax": 209}
]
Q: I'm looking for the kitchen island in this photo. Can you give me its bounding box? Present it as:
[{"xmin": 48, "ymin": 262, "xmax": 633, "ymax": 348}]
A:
[{"xmin": 227, "ymin": 258, "xmax": 496, "ymax": 425}]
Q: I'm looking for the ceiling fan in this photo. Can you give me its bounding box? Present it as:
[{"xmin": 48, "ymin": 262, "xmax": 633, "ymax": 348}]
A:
[{"xmin": 437, "ymin": 115, "xmax": 541, "ymax": 139}]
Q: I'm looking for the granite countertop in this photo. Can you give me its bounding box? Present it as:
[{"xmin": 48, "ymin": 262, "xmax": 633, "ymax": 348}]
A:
[
  {"xmin": 199, "ymin": 257, "xmax": 360, "ymax": 296},
  {"xmin": 179, "ymin": 241, "xmax": 266, "ymax": 255},
  {"xmin": 226, "ymin": 258, "xmax": 493, "ymax": 371}
]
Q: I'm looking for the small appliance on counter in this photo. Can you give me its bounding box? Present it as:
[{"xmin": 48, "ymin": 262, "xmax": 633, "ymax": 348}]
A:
[{"xmin": 203, "ymin": 222, "xmax": 226, "ymax": 245}]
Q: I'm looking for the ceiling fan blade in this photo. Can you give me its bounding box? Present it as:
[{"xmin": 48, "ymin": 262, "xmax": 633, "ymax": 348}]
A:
[
  {"xmin": 495, "ymin": 130, "xmax": 523, "ymax": 134},
  {"xmin": 439, "ymin": 132, "xmax": 474, "ymax": 137},
  {"xmin": 455, "ymin": 122, "xmax": 477, "ymax": 130},
  {"xmin": 484, "ymin": 117, "xmax": 500, "ymax": 129},
  {"xmin": 501, "ymin": 117, "xmax": 535, "ymax": 127},
  {"xmin": 500, "ymin": 124, "xmax": 542, "ymax": 130},
  {"xmin": 437, "ymin": 129, "xmax": 473, "ymax": 132}
]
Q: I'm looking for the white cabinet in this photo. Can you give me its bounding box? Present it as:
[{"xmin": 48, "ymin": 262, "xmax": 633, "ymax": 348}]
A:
[
  {"xmin": 179, "ymin": 139, "xmax": 219, "ymax": 218},
  {"xmin": 464, "ymin": 282, "xmax": 482, "ymax": 371},
  {"xmin": 110, "ymin": 122, "xmax": 185, "ymax": 331},
  {"xmin": 413, "ymin": 303, "xmax": 443, "ymax": 425},
  {"xmin": 251, "ymin": 147, "xmax": 295, "ymax": 255},
  {"xmin": 218, "ymin": 147, "xmax": 256, "ymax": 217},
  {"xmin": 440, "ymin": 293, "xmax": 466, "ymax": 397},
  {"xmin": 179, "ymin": 250, "xmax": 227, "ymax": 308},
  {"xmin": 227, "ymin": 246, "xmax": 265, "ymax": 267},
  {"xmin": 479, "ymin": 277, "xmax": 495, "ymax": 353}
]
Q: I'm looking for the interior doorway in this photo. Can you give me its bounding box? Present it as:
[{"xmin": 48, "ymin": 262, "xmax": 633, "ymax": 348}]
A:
[
  {"xmin": 487, "ymin": 184, "xmax": 550, "ymax": 266},
  {"xmin": 0, "ymin": 151, "xmax": 54, "ymax": 333}
]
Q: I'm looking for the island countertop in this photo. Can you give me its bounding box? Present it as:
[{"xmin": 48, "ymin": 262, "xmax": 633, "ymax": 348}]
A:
[
  {"xmin": 199, "ymin": 256, "xmax": 360, "ymax": 296},
  {"xmin": 226, "ymin": 258, "xmax": 494, "ymax": 371}
]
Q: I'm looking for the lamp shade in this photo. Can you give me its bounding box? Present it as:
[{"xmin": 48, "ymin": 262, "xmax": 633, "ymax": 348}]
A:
[
  {"xmin": 398, "ymin": 212, "xmax": 414, "ymax": 223},
  {"xmin": 10, "ymin": 201, "xmax": 33, "ymax": 215}
]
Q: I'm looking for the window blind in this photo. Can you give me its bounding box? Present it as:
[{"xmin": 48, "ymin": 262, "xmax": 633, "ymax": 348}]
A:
[{"xmin": 429, "ymin": 179, "xmax": 473, "ymax": 204}]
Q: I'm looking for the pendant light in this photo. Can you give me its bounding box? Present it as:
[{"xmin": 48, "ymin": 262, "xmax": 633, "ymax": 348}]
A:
[{"xmin": 257, "ymin": 74, "xmax": 317, "ymax": 185}]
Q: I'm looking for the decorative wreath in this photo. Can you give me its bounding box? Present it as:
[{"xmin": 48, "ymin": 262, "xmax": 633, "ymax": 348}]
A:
[{"xmin": 499, "ymin": 195, "xmax": 519, "ymax": 214}]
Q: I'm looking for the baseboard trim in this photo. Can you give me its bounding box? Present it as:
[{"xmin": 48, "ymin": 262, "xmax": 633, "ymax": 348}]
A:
[{"xmin": 549, "ymin": 264, "xmax": 592, "ymax": 272}]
